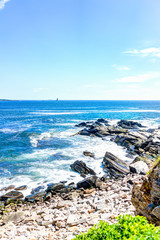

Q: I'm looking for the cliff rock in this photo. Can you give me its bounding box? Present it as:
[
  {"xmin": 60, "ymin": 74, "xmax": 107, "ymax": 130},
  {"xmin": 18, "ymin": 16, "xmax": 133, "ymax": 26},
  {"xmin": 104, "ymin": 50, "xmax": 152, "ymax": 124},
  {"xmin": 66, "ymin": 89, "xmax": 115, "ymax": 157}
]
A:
[{"xmin": 132, "ymin": 159, "xmax": 160, "ymax": 225}]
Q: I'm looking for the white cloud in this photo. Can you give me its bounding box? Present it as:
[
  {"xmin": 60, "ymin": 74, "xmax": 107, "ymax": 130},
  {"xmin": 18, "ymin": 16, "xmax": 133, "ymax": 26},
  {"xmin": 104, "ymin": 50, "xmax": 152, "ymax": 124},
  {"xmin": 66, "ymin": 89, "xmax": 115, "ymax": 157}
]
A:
[
  {"xmin": 33, "ymin": 88, "xmax": 48, "ymax": 93},
  {"xmin": 0, "ymin": 0, "xmax": 10, "ymax": 10},
  {"xmin": 124, "ymin": 47, "xmax": 160, "ymax": 58},
  {"xmin": 112, "ymin": 64, "xmax": 130, "ymax": 71},
  {"xmin": 117, "ymin": 73, "xmax": 160, "ymax": 83}
]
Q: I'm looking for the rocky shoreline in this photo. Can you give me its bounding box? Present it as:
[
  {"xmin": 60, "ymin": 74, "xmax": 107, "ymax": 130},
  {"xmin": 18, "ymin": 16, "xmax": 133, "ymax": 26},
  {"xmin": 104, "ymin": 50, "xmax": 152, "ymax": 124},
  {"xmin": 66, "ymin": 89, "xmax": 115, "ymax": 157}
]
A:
[
  {"xmin": 0, "ymin": 173, "xmax": 142, "ymax": 240},
  {"xmin": 0, "ymin": 119, "xmax": 160, "ymax": 239}
]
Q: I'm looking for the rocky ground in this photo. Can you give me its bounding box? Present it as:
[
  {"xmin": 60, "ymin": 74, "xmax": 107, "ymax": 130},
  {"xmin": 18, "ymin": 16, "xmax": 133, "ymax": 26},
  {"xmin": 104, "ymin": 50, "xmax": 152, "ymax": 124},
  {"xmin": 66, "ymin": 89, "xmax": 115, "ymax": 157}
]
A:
[
  {"xmin": 0, "ymin": 173, "xmax": 143, "ymax": 240},
  {"xmin": 0, "ymin": 119, "xmax": 160, "ymax": 239}
]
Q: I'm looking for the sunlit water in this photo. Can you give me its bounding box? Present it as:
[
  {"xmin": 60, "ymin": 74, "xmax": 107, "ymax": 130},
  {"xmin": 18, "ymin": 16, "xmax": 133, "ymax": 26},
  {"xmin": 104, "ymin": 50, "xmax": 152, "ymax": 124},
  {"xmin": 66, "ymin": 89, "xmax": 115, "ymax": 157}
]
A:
[{"xmin": 0, "ymin": 100, "xmax": 160, "ymax": 196}]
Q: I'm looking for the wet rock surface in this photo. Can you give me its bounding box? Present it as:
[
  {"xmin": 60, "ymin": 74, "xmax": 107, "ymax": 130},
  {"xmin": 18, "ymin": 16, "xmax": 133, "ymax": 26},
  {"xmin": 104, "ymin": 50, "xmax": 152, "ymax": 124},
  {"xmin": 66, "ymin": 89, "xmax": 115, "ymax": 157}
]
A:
[
  {"xmin": 77, "ymin": 175, "xmax": 98, "ymax": 189},
  {"xmin": 70, "ymin": 160, "xmax": 96, "ymax": 176},
  {"xmin": 0, "ymin": 191, "xmax": 24, "ymax": 201},
  {"xmin": 117, "ymin": 120, "xmax": 144, "ymax": 129},
  {"xmin": 83, "ymin": 151, "xmax": 95, "ymax": 158},
  {"xmin": 76, "ymin": 119, "xmax": 160, "ymax": 168}
]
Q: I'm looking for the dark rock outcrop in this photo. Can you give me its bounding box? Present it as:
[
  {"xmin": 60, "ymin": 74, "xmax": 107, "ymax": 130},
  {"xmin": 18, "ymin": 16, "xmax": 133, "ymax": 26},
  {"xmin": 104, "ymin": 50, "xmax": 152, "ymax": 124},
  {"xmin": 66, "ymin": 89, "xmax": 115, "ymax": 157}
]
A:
[
  {"xmin": 75, "ymin": 121, "xmax": 94, "ymax": 128},
  {"xmin": 46, "ymin": 183, "xmax": 66, "ymax": 194},
  {"xmin": 83, "ymin": 151, "xmax": 95, "ymax": 158},
  {"xmin": 75, "ymin": 119, "xmax": 160, "ymax": 168},
  {"xmin": 117, "ymin": 120, "xmax": 143, "ymax": 129},
  {"xmin": 0, "ymin": 191, "xmax": 24, "ymax": 201},
  {"xmin": 70, "ymin": 160, "xmax": 96, "ymax": 176},
  {"xmin": 77, "ymin": 176, "xmax": 98, "ymax": 189},
  {"xmin": 95, "ymin": 118, "xmax": 110, "ymax": 126},
  {"xmin": 102, "ymin": 152, "xmax": 130, "ymax": 177}
]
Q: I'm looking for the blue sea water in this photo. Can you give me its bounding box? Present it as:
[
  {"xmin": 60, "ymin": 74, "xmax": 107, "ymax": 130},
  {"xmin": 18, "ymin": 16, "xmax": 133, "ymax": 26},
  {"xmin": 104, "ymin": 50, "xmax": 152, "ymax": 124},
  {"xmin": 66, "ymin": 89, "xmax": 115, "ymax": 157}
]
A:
[{"xmin": 0, "ymin": 100, "xmax": 160, "ymax": 195}]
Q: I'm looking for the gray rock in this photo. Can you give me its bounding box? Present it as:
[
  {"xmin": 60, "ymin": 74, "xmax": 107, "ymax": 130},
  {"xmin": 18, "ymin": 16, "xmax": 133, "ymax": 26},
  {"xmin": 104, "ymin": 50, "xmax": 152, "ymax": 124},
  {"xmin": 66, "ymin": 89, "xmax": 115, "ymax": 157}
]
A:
[
  {"xmin": 75, "ymin": 121, "xmax": 94, "ymax": 128},
  {"xmin": 96, "ymin": 118, "xmax": 110, "ymax": 126},
  {"xmin": 117, "ymin": 120, "xmax": 143, "ymax": 129},
  {"xmin": 46, "ymin": 183, "xmax": 66, "ymax": 193},
  {"xmin": 25, "ymin": 191, "xmax": 46, "ymax": 202},
  {"xmin": 102, "ymin": 152, "xmax": 130, "ymax": 177},
  {"xmin": 130, "ymin": 161, "xmax": 149, "ymax": 175},
  {"xmin": 43, "ymin": 192, "xmax": 52, "ymax": 201},
  {"xmin": 67, "ymin": 214, "xmax": 87, "ymax": 226},
  {"xmin": 31, "ymin": 185, "xmax": 45, "ymax": 194},
  {"xmin": 70, "ymin": 160, "xmax": 96, "ymax": 175},
  {"xmin": 15, "ymin": 185, "xmax": 27, "ymax": 191},
  {"xmin": 77, "ymin": 176, "xmax": 98, "ymax": 189},
  {"xmin": 1, "ymin": 185, "xmax": 15, "ymax": 191},
  {"xmin": 83, "ymin": 151, "xmax": 95, "ymax": 159},
  {"xmin": 2, "ymin": 211, "xmax": 24, "ymax": 223},
  {"xmin": 0, "ymin": 191, "xmax": 24, "ymax": 201}
]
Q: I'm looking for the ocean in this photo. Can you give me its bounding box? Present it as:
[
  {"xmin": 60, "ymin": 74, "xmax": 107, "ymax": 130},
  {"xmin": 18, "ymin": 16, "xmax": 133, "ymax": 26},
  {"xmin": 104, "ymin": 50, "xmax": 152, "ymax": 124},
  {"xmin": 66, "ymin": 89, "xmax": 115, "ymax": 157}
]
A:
[{"xmin": 0, "ymin": 100, "xmax": 160, "ymax": 196}]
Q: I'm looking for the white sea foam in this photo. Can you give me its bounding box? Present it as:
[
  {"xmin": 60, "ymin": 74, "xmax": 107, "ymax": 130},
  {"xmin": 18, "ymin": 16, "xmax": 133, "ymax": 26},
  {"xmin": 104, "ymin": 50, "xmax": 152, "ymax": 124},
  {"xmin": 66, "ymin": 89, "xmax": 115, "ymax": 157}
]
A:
[
  {"xmin": 0, "ymin": 124, "xmax": 32, "ymax": 134},
  {"xmin": 138, "ymin": 119, "xmax": 160, "ymax": 129},
  {"xmin": 0, "ymin": 123, "xmax": 135, "ymax": 198},
  {"xmin": 30, "ymin": 131, "xmax": 55, "ymax": 147},
  {"xmin": 104, "ymin": 110, "xmax": 160, "ymax": 113},
  {"xmin": 54, "ymin": 122, "xmax": 76, "ymax": 126},
  {"xmin": 31, "ymin": 111, "xmax": 84, "ymax": 115},
  {"xmin": 0, "ymin": 128, "xmax": 17, "ymax": 133}
]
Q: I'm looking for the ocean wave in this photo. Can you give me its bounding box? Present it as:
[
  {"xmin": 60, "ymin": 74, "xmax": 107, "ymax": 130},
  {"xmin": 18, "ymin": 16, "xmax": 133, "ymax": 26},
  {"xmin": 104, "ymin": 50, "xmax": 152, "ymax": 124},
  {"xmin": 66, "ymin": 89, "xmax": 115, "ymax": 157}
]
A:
[
  {"xmin": 104, "ymin": 110, "xmax": 160, "ymax": 113},
  {"xmin": 30, "ymin": 111, "xmax": 84, "ymax": 115},
  {"xmin": 29, "ymin": 131, "xmax": 55, "ymax": 147},
  {"xmin": 0, "ymin": 128, "xmax": 18, "ymax": 133},
  {"xmin": 1, "ymin": 129, "xmax": 134, "ymax": 197},
  {"xmin": 0, "ymin": 124, "xmax": 32, "ymax": 134}
]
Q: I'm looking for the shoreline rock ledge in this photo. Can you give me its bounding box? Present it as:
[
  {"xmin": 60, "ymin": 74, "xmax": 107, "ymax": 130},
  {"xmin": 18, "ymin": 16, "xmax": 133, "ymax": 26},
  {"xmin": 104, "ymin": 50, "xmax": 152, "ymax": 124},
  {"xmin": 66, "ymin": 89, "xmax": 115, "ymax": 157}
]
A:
[{"xmin": 132, "ymin": 159, "xmax": 160, "ymax": 225}]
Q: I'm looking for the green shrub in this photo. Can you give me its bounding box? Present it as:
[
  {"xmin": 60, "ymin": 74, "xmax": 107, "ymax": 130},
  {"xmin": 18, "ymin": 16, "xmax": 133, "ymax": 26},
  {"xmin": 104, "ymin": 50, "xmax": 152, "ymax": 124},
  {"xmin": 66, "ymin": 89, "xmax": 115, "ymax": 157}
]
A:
[{"xmin": 73, "ymin": 215, "xmax": 160, "ymax": 240}]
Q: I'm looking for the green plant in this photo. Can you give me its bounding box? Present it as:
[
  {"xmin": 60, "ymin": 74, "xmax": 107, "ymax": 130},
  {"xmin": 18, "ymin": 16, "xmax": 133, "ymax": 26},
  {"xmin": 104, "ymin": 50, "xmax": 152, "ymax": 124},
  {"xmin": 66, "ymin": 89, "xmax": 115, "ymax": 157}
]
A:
[{"xmin": 73, "ymin": 215, "xmax": 160, "ymax": 240}]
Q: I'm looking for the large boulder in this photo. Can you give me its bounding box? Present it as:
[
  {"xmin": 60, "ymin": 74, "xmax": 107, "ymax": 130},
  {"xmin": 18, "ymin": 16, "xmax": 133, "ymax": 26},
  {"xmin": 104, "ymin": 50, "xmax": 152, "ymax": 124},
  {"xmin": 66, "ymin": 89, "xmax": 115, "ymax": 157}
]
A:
[
  {"xmin": 132, "ymin": 159, "xmax": 160, "ymax": 225},
  {"xmin": 130, "ymin": 161, "xmax": 149, "ymax": 175},
  {"xmin": 70, "ymin": 160, "xmax": 96, "ymax": 176},
  {"xmin": 131, "ymin": 156, "xmax": 154, "ymax": 169},
  {"xmin": 46, "ymin": 183, "xmax": 66, "ymax": 194},
  {"xmin": 0, "ymin": 191, "xmax": 24, "ymax": 201},
  {"xmin": 102, "ymin": 152, "xmax": 130, "ymax": 177},
  {"xmin": 77, "ymin": 176, "xmax": 98, "ymax": 189}
]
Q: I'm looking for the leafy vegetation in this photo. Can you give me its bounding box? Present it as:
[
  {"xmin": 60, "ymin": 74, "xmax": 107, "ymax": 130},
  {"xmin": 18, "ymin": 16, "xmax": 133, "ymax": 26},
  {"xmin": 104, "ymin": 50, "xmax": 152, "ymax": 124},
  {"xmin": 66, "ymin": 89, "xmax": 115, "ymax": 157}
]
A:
[{"xmin": 73, "ymin": 215, "xmax": 160, "ymax": 240}]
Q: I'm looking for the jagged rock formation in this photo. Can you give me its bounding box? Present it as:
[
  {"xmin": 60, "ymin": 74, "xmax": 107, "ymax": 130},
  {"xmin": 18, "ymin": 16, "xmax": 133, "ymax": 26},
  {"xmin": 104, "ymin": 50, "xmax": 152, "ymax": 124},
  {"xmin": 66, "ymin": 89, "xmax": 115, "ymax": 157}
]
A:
[
  {"xmin": 132, "ymin": 159, "xmax": 160, "ymax": 225},
  {"xmin": 75, "ymin": 119, "xmax": 160, "ymax": 168}
]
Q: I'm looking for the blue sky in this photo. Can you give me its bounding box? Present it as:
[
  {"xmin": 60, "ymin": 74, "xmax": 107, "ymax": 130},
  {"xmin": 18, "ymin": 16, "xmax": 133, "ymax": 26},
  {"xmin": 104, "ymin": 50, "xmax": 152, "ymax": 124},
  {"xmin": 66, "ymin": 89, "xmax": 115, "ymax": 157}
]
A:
[{"xmin": 0, "ymin": 0, "xmax": 160, "ymax": 100}]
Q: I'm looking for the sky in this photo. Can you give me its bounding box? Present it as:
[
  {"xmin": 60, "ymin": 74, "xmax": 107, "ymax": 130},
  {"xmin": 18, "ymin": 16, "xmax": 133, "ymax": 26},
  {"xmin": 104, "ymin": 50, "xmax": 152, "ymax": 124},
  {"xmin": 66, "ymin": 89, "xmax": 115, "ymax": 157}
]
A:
[{"xmin": 0, "ymin": 0, "xmax": 160, "ymax": 100}]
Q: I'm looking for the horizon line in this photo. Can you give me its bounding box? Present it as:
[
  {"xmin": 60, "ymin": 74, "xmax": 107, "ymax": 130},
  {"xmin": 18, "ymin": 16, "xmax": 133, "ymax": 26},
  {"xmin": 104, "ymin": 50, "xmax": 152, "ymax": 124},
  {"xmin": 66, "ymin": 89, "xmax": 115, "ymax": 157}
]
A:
[{"xmin": 1, "ymin": 99, "xmax": 160, "ymax": 101}]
